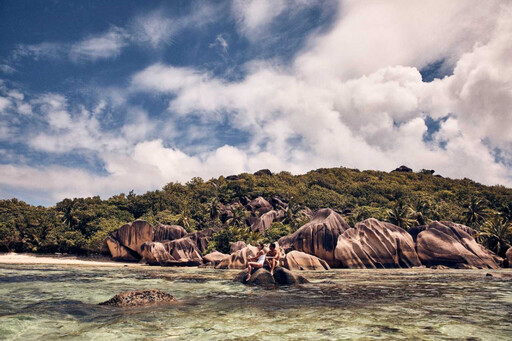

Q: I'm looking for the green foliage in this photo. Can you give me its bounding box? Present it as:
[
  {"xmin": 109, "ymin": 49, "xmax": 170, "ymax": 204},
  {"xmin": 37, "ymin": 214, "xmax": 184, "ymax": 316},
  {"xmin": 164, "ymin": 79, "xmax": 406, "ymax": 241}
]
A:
[
  {"xmin": 263, "ymin": 222, "xmax": 292, "ymax": 243},
  {"xmin": 1, "ymin": 166, "xmax": 511, "ymax": 255}
]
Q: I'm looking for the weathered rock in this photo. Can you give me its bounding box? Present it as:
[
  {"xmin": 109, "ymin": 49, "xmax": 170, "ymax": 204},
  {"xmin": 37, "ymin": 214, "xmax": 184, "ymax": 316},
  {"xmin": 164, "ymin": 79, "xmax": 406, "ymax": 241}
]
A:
[
  {"xmin": 106, "ymin": 236, "xmax": 141, "ymax": 262},
  {"xmin": 283, "ymin": 250, "xmax": 331, "ymax": 270},
  {"xmin": 226, "ymin": 175, "xmax": 240, "ymax": 181},
  {"xmin": 270, "ymin": 196, "xmax": 288, "ymax": 210},
  {"xmin": 230, "ymin": 241, "xmax": 247, "ymax": 253},
  {"xmin": 246, "ymin": 197, "xmax": 273, "ymax": 216},
  {"xmin": 507, "ymin": 247, "xmax": 512, "ymax": 268},
  {"xmin": 185, "ymin": 229, "xmax": 215, "ymax": 253},
  {"xmin": 99, "ymin": 289, "xmax": 176, "ymax": 307},
  {"xmin": 393, "ymin": 165, "xmax": 413, "ymax": 172},
  {"xmin": 334, "ymin": 218, "xmax": 421, "ymax": 269},
  {"xmin": 439, "ymin": 221, "xmax": 476, "ymax": 237},
  {"xmin": 416, "ymin": 221, "xmax": 502, "ymax": 269},
  {"xmin": 216, "ymin": 245, "xmax": 258, "ymax": 269},
  {"xmin": 254, "ymin": 169, "xmax": 272, "ymax": 176},
  {"xmin": 153, "ymin": 223, "xmax": 187, "ymax": 241},
  {"xmin": 486, "ymin": 272, "xmax": 512, "ymax": 279},
  {"xmin": 234, "ymin": 267, "xmax": 309, "ymax": 287},
  {"xmin": 111, "ymin": 220, "xmax": 154, "ymax": 256},
  {"xmin": 251, "ymin": 210, "xmax": 285, "ymax": 233},
  {"xmin": 203, "ymin": 251, "xmax": 229, "ymax": 266},
  {"xmin": 140, "ymin": 242, "xmax": 174, "ymax": 265},
  {"xmin": 278, "ymin": 208, "xmax": 350, "ymax": 267}
]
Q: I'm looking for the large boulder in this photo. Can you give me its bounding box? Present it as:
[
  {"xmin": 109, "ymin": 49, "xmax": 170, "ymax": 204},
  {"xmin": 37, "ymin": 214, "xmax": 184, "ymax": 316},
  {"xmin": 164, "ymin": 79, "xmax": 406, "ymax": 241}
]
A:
[
  {"xmin": 283, "ymin": 250, "xmax": 331, "ymax": 270},
  {"xmin": 278, "ymin": 208, "xmax": 350, "ymax": 267},
  {"xmin": 184, "ymin": 229, "xmax": 215, "ymax": 253},
  {"xmin": 234, "ymin": 267, "xmax": 309, "ymax": 287},
  {"xmin": 107, "ymin": 220, "xmax": 188, "ymax": 261},
  {"xmin": 216, "ymin": 245, "xmax": 258, "ymax": 269},
  {"xmin": 334, "ymin": 218, "xmax": 421, "ymax": 269},
  {"xmin": 251, "ymin": 210, "xmax": 285, "ymax": 233},
  {"xmin": 106, "ymin": 236, "xmax": 141, "ymax": 262},
  {"xmin": 416, "ymin": 221, "xmax": 502, "ymax": 269},
  {"xmin": 141, "ymin": 237, "xmax": 203, "ymax": 266},
  {"xmin": 230, "ymin": 241, "xmax": 247, "ymax": 253},
  {"xmin": 202, "ymin": 251, "xmax": 229, "ymax": 266},
  {"xmin": 99, "ymin": 289, "xmax": 176, "ymax": 307},
  {"xmin": 507, "ymin": 247, "xmax": 512, "ymax": 268},
  {"xmin": 246, "ymin": 197, "xmax": 273, "ymax": 216}
]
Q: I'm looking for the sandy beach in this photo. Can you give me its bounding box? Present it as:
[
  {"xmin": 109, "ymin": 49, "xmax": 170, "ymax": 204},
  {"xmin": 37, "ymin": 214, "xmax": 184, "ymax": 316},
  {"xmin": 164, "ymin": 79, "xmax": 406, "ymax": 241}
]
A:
[{"xmin": 0, "ymin": 253, "xmax": 139, "ymax": 267}]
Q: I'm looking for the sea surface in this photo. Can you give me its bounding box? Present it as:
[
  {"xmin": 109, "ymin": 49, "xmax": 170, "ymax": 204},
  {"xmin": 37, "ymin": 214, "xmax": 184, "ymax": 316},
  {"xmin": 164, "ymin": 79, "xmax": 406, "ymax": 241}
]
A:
[{"xmin": 0, "ymin": 265, "xmax": 511, "ymax": 340}]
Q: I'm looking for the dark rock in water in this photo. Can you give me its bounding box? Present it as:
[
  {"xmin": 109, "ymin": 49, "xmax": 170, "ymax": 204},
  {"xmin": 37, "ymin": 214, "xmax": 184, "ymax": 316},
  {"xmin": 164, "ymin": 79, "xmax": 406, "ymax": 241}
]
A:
[
  {"xmin": 507, "ymin": 247, "xmax": 512, "ymax": 268},
  {"xmin": 278, "ymin": 208, "xmax": 350, "ymax": 267},
  {"xmin": 234, "ymin": 267, "xmax": 309, "ymax": 287},
  {"xmin": 283, "ymin": 250, "xmax": 331, "ymax": 271},
  {"xmin": 254, "ymin": 169, "xmax": 272, "ymax": 176},
  {"xmin": 335, "ymin": 218, "xmax": 421, "ymax": 269},
  {"xmin": 226, "ymin": 175, "xmax": 240, "ymax": 181},
  {"xmin": 99, "ymin": 289, "xmax": 176, "ymax": 307},
  {"xmin": 230, "ymin": 241, "xmax": 247, "ymax": 253},
  {"xmin": 416, "ymin": 221, "xmax": 503, "ymax": 269},
  {"xmin": 251, "ymin": 210, "xmax": 285, "ymax": 233},
  {"xmin": 392, "ymin": 165, "xmax": 413, "ymax": 173}
]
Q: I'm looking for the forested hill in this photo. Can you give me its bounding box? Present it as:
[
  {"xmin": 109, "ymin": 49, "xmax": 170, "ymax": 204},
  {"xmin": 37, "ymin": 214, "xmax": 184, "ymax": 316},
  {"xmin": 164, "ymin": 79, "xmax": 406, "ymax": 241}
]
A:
[{"xmin": 1, "ymin": 166, "xmax": 511, "ymax": 256}]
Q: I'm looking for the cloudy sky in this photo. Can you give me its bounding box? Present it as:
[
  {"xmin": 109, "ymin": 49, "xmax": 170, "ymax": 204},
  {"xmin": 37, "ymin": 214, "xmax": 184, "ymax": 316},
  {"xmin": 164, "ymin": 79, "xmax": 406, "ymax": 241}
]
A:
[{"xmin": 0, "ymin": 0, "xmax": 511, "ymax": 206}]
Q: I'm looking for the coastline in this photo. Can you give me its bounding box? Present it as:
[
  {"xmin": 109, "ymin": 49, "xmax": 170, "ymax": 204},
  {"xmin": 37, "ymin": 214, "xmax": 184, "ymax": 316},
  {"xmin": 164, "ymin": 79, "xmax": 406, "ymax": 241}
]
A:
[{"xmin": 0, "ymin": 252, "xmax": 140, "ymax": 267}]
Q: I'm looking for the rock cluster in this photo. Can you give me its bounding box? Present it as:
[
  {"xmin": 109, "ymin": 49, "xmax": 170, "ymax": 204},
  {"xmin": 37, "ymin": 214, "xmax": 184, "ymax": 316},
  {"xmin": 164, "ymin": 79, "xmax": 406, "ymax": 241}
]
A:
[
  {"xmin": 99, "ymin": 289, "xmax": 176, "ymax": 307},
  {"xmin": 234, "ymin": 267, "xmax": 309, "ymax": 287}
]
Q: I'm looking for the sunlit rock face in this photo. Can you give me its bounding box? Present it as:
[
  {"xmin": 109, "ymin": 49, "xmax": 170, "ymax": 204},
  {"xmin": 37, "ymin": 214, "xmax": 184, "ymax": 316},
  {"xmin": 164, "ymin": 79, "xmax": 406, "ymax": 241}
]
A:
[
  {"xmin": 184, "ymin": 229, "xmax": 215, "ymax": 253},
  {"xmin": 335, "ymin": 218, "xmax": 421, "ymax": 269},
  {"xmin": 202, "ymin": 251, "xmax": 229, "ymax": 266},
  {"xmin": 283, "ymin": 251, "xmax": 331, "ymax": 271},
  {"xmin": 416, "ymin": 221, "xmax": 502, "ymax": 269},
  {"xmin": 230, "ymin": 241, "xmax": 247, "ymax": 253},
  {"xmin": 251, "ymin": 210, "xmax": 285, "ymax": 233},
  {"xmin": 216, "ymin": 245, "xmax": 258, "ymax": 269},
  {"xmin": 141, "ymin": 237, "xmax": 203, "ymax": 266},
  {"xmin": 99, "ymin": 289, "xmax": 176, "ymax": 307},
  {"xmin": 106, "ymin": 236, "xmax": 140, "ymax": 262},
  {"xmin": 278, "ymin": 208, "xmax": 350, "ymax": 267}
]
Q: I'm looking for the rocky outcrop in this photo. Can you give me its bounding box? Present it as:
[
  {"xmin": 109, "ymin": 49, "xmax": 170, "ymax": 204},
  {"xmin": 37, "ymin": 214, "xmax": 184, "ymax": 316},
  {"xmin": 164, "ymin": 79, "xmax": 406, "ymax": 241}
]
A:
[
  {"xmin": 393, "ymin": 165, "xmax": 413, "ymax": 172},
  {"xmin": 141, "ymin": 237, "xmax": 203, "ymax": 266},
  {"xmin": 254, "ymin": 169, "xmax": 272, "ymax": 176},
  {"xmin": 416, "ymin": 221, "xmax": 502, "ymax": 269},
  {"xmin": 185, "ymin": 229, "xmax": 215, "ymax": 253},
  {"xmin": 107, "ymin": 220, "xmax": 188, "ymax": 261},
  {"xmin": 278, "ymin": 208, "xmax": 350, "ymax": 267},
  {"xmin": 203, "ymin": 251, "xmax": 229, "ymax": 266},
  {"xmin": 230, "ymin": 241, "xmax": 247, "ymax": 253},
  {"xmin": 507, "ymin": 247, "xmax": 512, "ymax": 268},
  {"xmin": 246, "ymin": 197, "xmax": 273, "ymax": 216},
  {"xmin": 251, "ymin": 210, "xmax": 285, "ymax": 233},
  {"xmin": 283, "ymin": 250, "xmax": 331, "ymax": 270},
  {"xmin": 106, "ymin": 236, "xmax": 140, "ymax": 262},
  {"xmin": 216, "ymin": 245, "xmax": 258, "ymax": 269},
  {"xmin": 99, "ymin": 289, "xmax": 176, "ymax": 307},
  {"xmin": 234, "ymin": 267, "xmax": 309, "ymax": 287},
  {"xmin": 334, "ymin": 218, "xmax": 421, "ymax": 269}
]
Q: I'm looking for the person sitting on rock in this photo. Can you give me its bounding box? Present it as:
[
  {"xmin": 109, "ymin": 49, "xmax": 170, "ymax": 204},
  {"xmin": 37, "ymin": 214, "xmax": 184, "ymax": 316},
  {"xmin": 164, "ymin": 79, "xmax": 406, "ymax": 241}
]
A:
[
  {"xmin": 265, "ymin": 243, "xmax": 280, "ymax": 276},
  {"xmin": 245, "ymin": 242, "xmax": 266, "ymax": 281}
]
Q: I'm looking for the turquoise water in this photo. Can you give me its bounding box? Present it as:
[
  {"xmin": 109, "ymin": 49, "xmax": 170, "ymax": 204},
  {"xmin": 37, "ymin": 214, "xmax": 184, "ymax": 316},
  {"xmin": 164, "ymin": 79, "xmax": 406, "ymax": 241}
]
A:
[{"xmin": 0, "ymin": 265, "xmax": 511, "ymax": 340}]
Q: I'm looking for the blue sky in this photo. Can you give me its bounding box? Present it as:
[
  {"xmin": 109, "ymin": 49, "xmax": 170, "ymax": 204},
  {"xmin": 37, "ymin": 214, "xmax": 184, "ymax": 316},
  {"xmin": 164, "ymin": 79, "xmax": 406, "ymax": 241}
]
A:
[{"xmin": 0, "ymin": 0, "xmax": 511, "ymax": 206}]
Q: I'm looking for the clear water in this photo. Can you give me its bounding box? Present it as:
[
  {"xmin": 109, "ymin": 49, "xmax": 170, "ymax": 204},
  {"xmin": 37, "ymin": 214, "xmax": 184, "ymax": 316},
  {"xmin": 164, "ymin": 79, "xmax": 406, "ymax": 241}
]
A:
[{"xmin": 0, "ymin": 265, "xmax": 511, "ymax": 340}]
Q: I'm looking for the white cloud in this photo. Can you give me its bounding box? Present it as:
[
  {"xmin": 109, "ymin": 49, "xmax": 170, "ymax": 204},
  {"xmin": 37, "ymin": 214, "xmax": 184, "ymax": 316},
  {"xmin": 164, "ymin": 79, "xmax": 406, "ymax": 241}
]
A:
[{"xmin": 70, "ymin": 27, "xmax": 128, "ymax": 61}]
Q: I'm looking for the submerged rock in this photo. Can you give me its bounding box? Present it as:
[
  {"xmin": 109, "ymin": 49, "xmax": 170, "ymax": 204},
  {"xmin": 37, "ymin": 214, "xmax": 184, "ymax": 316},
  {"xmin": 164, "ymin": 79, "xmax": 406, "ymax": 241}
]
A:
[
  {"xmin": 283, "ymin": 250, "xmax": 331, "ymax": 271},
  {"xmin": 278, "ymin": 208, "xmax": 350, "ymax": 267},
  {"xmin": 234, "ymin": 267, "xmax": 309, "ymax": 287},
  {"xmin": 416, "ymin": 221, "xmax": 502, "ymax": 269},
  {"xmin": 99, "ymin": 289, "xmax": 176, "ymax": 307},
  {"xmin": 335, "ymin": 218, "xmax": 421, "ymax": 269}
]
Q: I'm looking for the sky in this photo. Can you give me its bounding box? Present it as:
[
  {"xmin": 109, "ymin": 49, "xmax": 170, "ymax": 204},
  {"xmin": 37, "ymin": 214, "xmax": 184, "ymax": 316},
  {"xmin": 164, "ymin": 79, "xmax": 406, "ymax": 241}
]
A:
[{"xmin": 0, "ymin": 0, "xmax": 511, "ymax": 206}]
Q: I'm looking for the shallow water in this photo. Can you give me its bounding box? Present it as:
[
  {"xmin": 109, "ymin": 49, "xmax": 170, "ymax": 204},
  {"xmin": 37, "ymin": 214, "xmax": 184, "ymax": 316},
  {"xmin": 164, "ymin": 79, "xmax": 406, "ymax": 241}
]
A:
[{"xmin": 0, "ymin": 265, "xmax": 511, "ymax": 340}]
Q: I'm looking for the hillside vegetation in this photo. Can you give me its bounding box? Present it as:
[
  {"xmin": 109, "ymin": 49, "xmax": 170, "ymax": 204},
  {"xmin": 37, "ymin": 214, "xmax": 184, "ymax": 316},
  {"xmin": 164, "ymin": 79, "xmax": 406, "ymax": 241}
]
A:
[{"xmin": 1, "ymin": 166, "xmax": 511, "ymax": 256}]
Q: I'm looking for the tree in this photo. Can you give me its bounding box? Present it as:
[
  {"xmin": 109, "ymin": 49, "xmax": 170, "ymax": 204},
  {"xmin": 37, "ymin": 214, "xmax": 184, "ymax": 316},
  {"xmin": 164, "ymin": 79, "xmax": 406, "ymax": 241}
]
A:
[
  {"xmin": 477, "ymin": 214, "xmax": 512, "ymax": 256},
  {"xmin": 387, "ymin": 201, "xmax": 413, "ymax": 229},
  {"xmin": 462, "ymin": 198, "xmax": 488, "ymax": 227}
]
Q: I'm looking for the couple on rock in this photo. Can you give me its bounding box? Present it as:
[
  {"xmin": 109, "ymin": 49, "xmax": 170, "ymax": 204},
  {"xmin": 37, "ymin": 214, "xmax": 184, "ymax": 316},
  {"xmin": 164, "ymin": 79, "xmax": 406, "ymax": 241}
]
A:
[{"xmin": 245, "ymin": 242, "xmax": 280, "ymax": 281}]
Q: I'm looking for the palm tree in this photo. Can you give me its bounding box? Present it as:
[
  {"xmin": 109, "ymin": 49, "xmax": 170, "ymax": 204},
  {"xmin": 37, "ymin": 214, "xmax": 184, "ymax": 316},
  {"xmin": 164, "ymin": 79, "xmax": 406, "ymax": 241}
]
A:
[
  {"xmin": 207, "ymin": 197, "xmax": 220, "ymax": 220},
  {"xmin": 463, "ymin": 198, "xmax": 488, "ymax": 227},
  {"xmin": 499, "ymin": 202, "xmax": 512, "ymax": 223},
  {"xmin": 409, "ymin": 199, "xmax": 432, "ymax": 226},
  {"xmin": 388, "ymin": 201, "xmax": 413, "ymax": 229},
  {"xmin": 227, "ymin": 205, "xmax": 248, "ymax": 230},
  {"xmin": 477, "ymin": 214, "xmax": 512, "ymax": 256}
]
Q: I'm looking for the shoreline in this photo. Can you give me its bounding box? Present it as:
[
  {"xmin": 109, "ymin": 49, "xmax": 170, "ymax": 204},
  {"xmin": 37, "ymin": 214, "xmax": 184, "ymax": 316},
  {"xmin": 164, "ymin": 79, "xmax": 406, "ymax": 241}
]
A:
[{"xmin": 0, "ymin": 252, "xmax": 140, "ymax": 267}]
